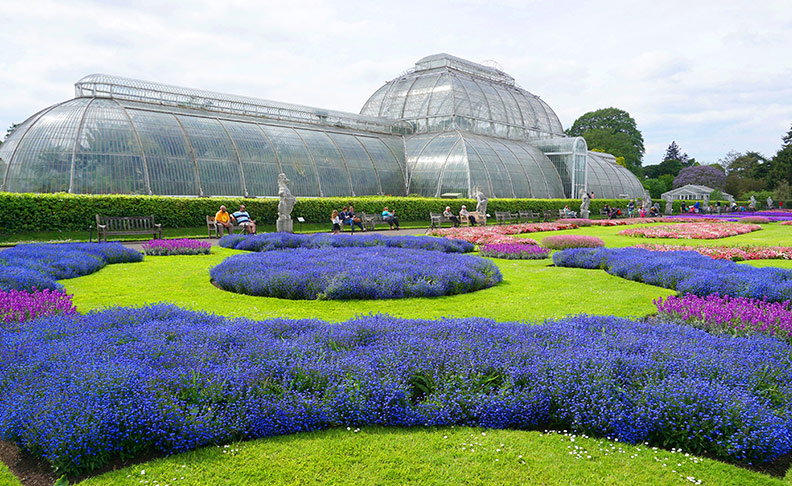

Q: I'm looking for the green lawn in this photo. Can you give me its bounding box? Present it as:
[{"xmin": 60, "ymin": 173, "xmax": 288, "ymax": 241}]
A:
[{"xmin": 4, "ymin": 221, "xmax": 792, "ymax": 485}]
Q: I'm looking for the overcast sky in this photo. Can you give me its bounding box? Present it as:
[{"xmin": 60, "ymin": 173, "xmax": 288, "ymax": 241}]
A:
[{"xmin": 1, "ymin": 0, "xmax": 790, "ymax": 166}]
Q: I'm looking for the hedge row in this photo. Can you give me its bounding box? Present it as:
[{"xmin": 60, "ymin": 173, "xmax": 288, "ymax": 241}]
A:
[{"xmin": 0, "ymin": 192, "xmax": 719, "ymax": 233}]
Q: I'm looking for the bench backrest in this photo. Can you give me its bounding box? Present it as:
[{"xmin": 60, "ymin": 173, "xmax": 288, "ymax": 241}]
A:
[{"xmin": 96, "ymin": 215, "xmax": 155, "ymax": 231}]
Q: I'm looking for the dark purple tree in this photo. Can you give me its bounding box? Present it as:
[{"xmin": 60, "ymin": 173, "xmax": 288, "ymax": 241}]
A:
[{"xmin": 672, "ymin": 165, "xmax": 726, "ymax": 189}]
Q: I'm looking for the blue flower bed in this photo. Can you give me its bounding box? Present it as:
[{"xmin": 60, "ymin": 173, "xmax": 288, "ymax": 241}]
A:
[
  {"xmin": 0, "ymin": 243, "xmax": 143, "ymax": 291},
  {"xmin": 218, "ymin": 232, "xmax": 474, "ymax": 253},
  {"xmin": 1, "ymin": 305, "xmax": 790, "ymax": 475},
  {"xmin": 210, "ymin": 247, "xmax": 501, "ymax": 299},
  {"xmin": 553, "ymin": 248, "xmax": 792, "ymax": 302}
]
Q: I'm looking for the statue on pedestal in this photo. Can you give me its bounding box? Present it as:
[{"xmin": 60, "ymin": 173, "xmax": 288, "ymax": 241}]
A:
[
  {"xmin": 749, "ymin": 195, "xmax": 756, "ymax": 210},
  {"xmin": 665, "ymin": 197, "xmax": 673, "ymax": 215},
  {"xmin": 473, "ymin": 186, "xmax": 488, "ymax": 215},
  {"xmin": 580, "ymin": 190, "xmax": 590, "ymax": 219},
  {"xmin": 767, "ymin": 196, "xmax": 774, "ymax": 209},
  {"xmin": 277, "ymin": 173, "xmax": 297, "ymax": 233}
]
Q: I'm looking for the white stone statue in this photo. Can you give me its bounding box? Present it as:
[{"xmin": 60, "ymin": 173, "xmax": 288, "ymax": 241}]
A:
[
  {"xmin": 579, "ymin": 190, "xmax": 590, "ymax": 219},
  {"xmin": 749, "ymin": 195, "xmax": 756, "ymax": 210},
  {"xmin": 473, "ymin": 186, "xmax": 488, "ymax": 214},
  {"xmin": 277, "ymin": 173, "xmax": 297, "ymax": 232},
  {"xmin": 642, "ymin": 193, "xmax": 652, "ymax": 211},
  {"xmin": 664, "ymin": 197, "xmax": 673, "ymax": 215},
  {"xmin": 767, "ymin": 196, "xmax": 774, "ymax": 209}
]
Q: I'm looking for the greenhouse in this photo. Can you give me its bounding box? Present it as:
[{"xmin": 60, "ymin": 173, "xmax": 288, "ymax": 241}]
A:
[{"xmin": 0, "ymin": 54, "xmax": 645, "ymax": 200}]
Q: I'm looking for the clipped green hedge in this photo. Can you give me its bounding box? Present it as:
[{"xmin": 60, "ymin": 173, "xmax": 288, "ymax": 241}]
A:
[{"xmin": 1, "ymin": 192, "xmax": 655, "ymax": 233}]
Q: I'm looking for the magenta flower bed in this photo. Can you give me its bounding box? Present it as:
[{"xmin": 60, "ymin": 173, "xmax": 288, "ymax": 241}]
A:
[
  {"xmin": 142, "ymin": 239, "xmax": 211, "ymax": 256},
  {"xmin": 619, "ymin": 223, "xmax": 761, "ymax": 239},
  {"xmin": 541, "ymin": 235, "xmax": 605, "ymax": 250},
  {"xmin": 479, "ymin": 243, "xmax": 551, "ymax": 260},
  {"xmin": 656, "ymin": 294, "xmax": 792, "ymax": 344},
  {"xmin": 738, "ymin": 216, "xmax": 771, "ymax": 224},
  {"xmin": 1, "ymin": 288, "xmax": 77, "ymax": 327},
  {"xmin": 633, "ymin": 243, "xmax": 792, "ymax": 261}
]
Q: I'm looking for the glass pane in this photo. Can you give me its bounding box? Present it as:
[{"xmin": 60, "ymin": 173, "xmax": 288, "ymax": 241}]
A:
[
  {"xmin": 484, "ymin": 138, "xmax": 531, "ymax": 198},
  {"xmin": 298, "ymin": 129, "xmax": 351, "ymax": 197},
  {"xmin": 438, "ymin": 139, "xmax": 467, "ymax": 196},
  {"xmin": 407, "ymin": 133, "xmax": 458, "ymax": 196},
  {"xmin": 221, "ymin": 120, "xmax": 281, "ymax": 196},
  {"xmin": 466, "ymin": 136, "xmax": 513, "ymax": 197},
  {"xmin": 129, "ymin": 109, "xmax": 198, "ymax": 195},
  {"xmin": 357, "ymin": 136, "xmax": 405, "ymax": 196},
  {"xmin": 176, "ymin": 115, "xmax": 243, "ymax": 196},
  {"xmin": 327, "ymin": 133, "xmax": 379, "ymax": 195},
  {"xmin": 262, "ymin": 125, "xmax": 320, "ymax": 196}
]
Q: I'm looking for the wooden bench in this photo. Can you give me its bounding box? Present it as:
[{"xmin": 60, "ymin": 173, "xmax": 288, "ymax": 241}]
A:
[
  {"xmin": 460, "ymin": 211, "xmax": 486, "ymax": 226},
  {"xmin": 542, "ymin": 210, "xmax": 555, "ymax": 222},
  {"xmin": 96, "ymin": 215, "xmax": 162, "ymax": 242},
  {"xmin": 495, "ymin": 211, "xmax": 518, "ymax": 225},
  {"xmin": 360, "ymin": 212, "xmax": 396, "ymax": 231},
  {"xmin": 518, "ymin": 210, "xmax": 537, "ymax": 223},
  {"xmin": 206, "ymin": 215, "xmax": 248, "ymax": 238},
  {"xmin": 429, "ymin": 212, "xmax": 455, "ymax": 229}
]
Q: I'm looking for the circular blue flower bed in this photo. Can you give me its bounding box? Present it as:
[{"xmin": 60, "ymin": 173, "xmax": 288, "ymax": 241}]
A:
[
  {"xmin": 210, "ymin": 246, "xmax": 501, "ymax": 300},
  {"xmin": 218, "ymin": 232, "xmax": 473, "ymax": 253}
]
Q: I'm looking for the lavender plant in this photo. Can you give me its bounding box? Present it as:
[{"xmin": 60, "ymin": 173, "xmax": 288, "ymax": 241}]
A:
[
  {"xmin": 1, "ymin": 305, "xmax": 790, "ymax": 475},
  {"xmin": 210, "ymin": 247, "xmax": 501, "ymax": 299},
  {"xmin": 479, "ymin": 243, "xmax": 551, "ymax": 260},
  {"xmin": 219, "ymin": 233, "xmax": 474, "ymax": 254},
  {"xmin": 143, "ymin": 239, "xmax": 211, "ymax": 256},
  {"xmin": 553, "ymin": 247, "xmax": 792, "ymax": 301},
  {"xmin": 0, "ymin": 243, "xmax": 143, "ymax": 291},
  {"xmin": 542, "ymin": 235, "xmax": 605, "ymax": 250}
]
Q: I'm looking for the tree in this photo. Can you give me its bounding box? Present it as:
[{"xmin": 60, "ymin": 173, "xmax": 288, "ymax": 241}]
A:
[
  {"xmin": 673, "ymin": 165, "xmax": 726, "ymax": 189},
  {"xmin": 663, "ymin": 141, "xmax": 689, "ymax": 165},
  {"xmin": 644, "ymin": 159, "xmax": 683, "ymax": 179},
  {"xmin": 766, "ymin": 124, "xmax": 792, "ymax": 190},
  {"xmin": 566, "ymin": 107, "xmax": 644, "ymax": 174}
]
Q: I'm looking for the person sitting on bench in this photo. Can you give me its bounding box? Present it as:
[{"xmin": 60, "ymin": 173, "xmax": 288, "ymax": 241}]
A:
[
  {"xmin": 382, "ymin": 206, "xmax": 400, "ymax": 230},
  {"xmin": 460, "ymin": 205, "xmax": 476, "ymax": 226},
  {"xmin": 443, "ymin": 206, "xmax": 460, "ymax": 227},
  {"xmin": 232, "ymin": 205, "xmax": 256, "ymax": 234},
  {"xmin": 215, "ymin": 205, "xmax": 233, "ymax": 236}
]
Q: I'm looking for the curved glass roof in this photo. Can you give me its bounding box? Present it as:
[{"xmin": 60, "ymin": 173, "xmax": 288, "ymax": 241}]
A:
[
  {"xmin": 586, "ymin": 151, "xmax": 645, "ymax": 199},
  {"xmin": 406, "ymin": 131, "xmax": 565, "ymax": 198},
  {"xmin": 361, "ymin": 54, "xmax": 565, "ymax": 141},
  {"xmin": 0, "ymin": 97, "xmax": 407, "ymax": 197},
  {"xmin": 75, "ymin": 74, "xmax": 413, "ymax": 136}
]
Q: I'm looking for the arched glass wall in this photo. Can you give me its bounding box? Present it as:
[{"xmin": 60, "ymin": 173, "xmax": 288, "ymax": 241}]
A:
[
  {"xmin": 1, "ymin": 99, "xmax": 407, "ymax": 197},
  {"xmin": 586, "ymin": 151, "xmax": 645, "ymax": 199},
  {"xmin": 405, "ymin": 131, "xmax": 565, "ymax": 198}
]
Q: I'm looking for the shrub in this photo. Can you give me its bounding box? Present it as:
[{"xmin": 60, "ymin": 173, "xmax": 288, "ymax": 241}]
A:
[
  {"xmin": 142, "ymin": 239, "xmax": 211, "ymax": 256},
  {"xmin": 0, "ymin": 243, "xmax": 143, "ymax": 291},
  {"xmin": 210, "ymin": 247, "xmax": 501, "ymax": 300},
  {"xmin": 554, "ymin": 248, "xmax": 792, "ymax": 302},
  {"xmin": 738, "ymin": 216, "xmax": 771, "ymax": 224},
  {"xmin": 479, "ymin": 243, "xmax": 551, "ymax": 260},
  {"xmin": 2, "ymin": 305, "xmax": 791, "ymax": 475},
  {"xmin": 541, "ymin": 235, "xmax": 605, "ymax": 250},
  {"xmin": 1, "ymin": 288, "xmax": 77, "ymax": 327},
  {"xmin": 218, "ymin": 233, "xmax": 474, "ymax": 254}
]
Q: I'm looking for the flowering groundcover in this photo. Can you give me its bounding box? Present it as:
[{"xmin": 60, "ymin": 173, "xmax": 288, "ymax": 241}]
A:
[
  {"xmin": 1, "ymin": 288, "xmax": 77, "ymax": 327},
  {"xmin": 142, "ymin": 239, "xmax": 211, "ymax": 256},
  {"xmin": 210, "ymin": 247, "xmax": 502, "ymax": 299},
  {"xmin": 478, "ymin": 243, "xmax": 550, "ymax": 260},
  {"xmin": 0, "ymin": 243, "xmax": 143, "ymax": 291},
  {"xmin": 655, "ymin": 294, "xmax": 792, "ymax": 344},
  {"xmin": 619, "ymin": 223, "xmax": 761, "ymax": 240},
  {"xmin": 219, "ymin": 233, "xmax": 474, "ymax": 254},
  {"xmin": 553, "ymin": 248, "xmax": 792, "ymax": 302},
  {"xmin": 1, "ymin": 304, "xmax": 791, "ymax": 476},
  {"xmin": 633, "ymin": 244, "xmax": 792, "ymax": 262},
  {"xmin": 541, "ymin": 235, "xmax": 605, "ymax": 250}
]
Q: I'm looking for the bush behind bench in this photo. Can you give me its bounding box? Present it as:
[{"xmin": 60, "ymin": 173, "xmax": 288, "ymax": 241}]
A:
[{"xmin": 0, "ymin": 192, "xmax": 703, "ymax": 233}]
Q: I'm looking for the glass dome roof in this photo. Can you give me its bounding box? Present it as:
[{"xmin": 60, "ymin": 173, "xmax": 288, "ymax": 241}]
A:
[
  {"xmin": 586, "ymin": 151, "xmax": 645, "ymax": 199},
  {"xmin": 361, "ymin": 54, "xmax": 565, "ymax": 141},
  {"xmin": 405, "ymin": 130, "xmax": 565, "ymax": 198}
]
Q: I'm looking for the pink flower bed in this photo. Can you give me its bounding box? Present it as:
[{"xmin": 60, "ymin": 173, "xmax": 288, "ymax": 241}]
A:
[
  {"xmin": 633, "ymin": 243, "xmax": 792, "ymax": 261},
  {"xmin": 429, "ymin": 222, "xmax": 580, "ymax": 245},
  {"xmin": 738, "ymin": 216, "xmax": 771, "ymax": 224},
  {"xmin": 542, "ymin": 235, "xmax": 605, "ymax": 250},
  {"xmin": 619, "ymin": 222, "xmax": 762, "ymax": 240},
  {"xmin": 782, "ymin": 221, "xmax": 792, "ymax": 226}
]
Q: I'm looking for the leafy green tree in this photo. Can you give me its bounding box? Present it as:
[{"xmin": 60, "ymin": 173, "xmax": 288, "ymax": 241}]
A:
[
  {"xmin": 566, "ymin": 108, "xmax": 644, "ymax": 174},
  {"xmin": 767, "ymin": 124, "xmax": 792, "ymax": 190},
  {"xmin": 644, "ymin": 159, "xmax": 683, "ymax": 179},
  {"xmin": 663, "ymin": 141, "xmax": 688, "ymax": 165}
]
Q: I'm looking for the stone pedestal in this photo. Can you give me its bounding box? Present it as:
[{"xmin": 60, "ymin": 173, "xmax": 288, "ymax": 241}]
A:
[
  {"xmin": 276, "ymin": 219, "xmax": 293, "ymax": 233},
  {"xmin": 580, "ymin": 210, "xmax": 589, "ymax": 219}
]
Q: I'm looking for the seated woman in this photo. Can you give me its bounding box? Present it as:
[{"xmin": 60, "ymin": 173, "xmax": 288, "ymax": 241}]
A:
[
  {"xmin": 460, "ymin": 205, "xmax": 476, "ymax": 226},
  {"xmin": 381, "ymin": 206, "xmax": 400, "ymax": 230},
  {"xmin": 443, "ymin": 206, "xmax": 460, "ymax": 227},
  {"xmin": 346, "ymin": 205, "xmax": 365, "ymax": 232},
  {"xmin": 563, "ymin": 205, "xmax": 577, "ymax": 218}
]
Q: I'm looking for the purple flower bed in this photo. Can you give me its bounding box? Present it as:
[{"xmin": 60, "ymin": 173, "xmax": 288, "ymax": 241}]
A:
[
  {"xmin": 541, "ymin": 235, "xmax": 605, "ymax": 250},
  {"xmin": 667, "ymin": 211, "xmax": 792, "ymax": 222},
  {"xmin": 210, "ymin": 247, "xmax": 501, "ymax": 300},
  {"xmin": 142, "ymin": 239, "xmax": 211, "ymax": 256},
  {"xmin": 553, "ymin": 248, "xmax": 792, "ymax": 302},
  {"xmin": 656, "ymin": 294, "xmax": 792, "ymax": 343},
  {"xmin": 219, "ymin": 233, "xmax": 474, "ymax": 254},
  {"xmin": 1, "ymin": 288, "xmax": 77, "ymax": 327},
  {"xmin": 1, "ymin": 305, "xmax": 790, "ymax": 475},
  {"xmin": 0, "ymin": 243, "xmax": 143, "ymax": 291},
  {"xmin": 479, "ymin": 243, "xmax": 551, "ymax": 260}
]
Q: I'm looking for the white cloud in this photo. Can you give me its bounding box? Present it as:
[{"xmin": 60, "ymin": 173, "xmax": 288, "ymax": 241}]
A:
[{"xmin": 0, "ymin": 0, "xmax": 790, "ymax": 166}]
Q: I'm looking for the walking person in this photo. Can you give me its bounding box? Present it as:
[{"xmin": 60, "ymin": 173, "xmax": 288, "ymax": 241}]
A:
[{"xmin": 331, "ymin": 210, "xmax": 341, "ymax": 234}]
